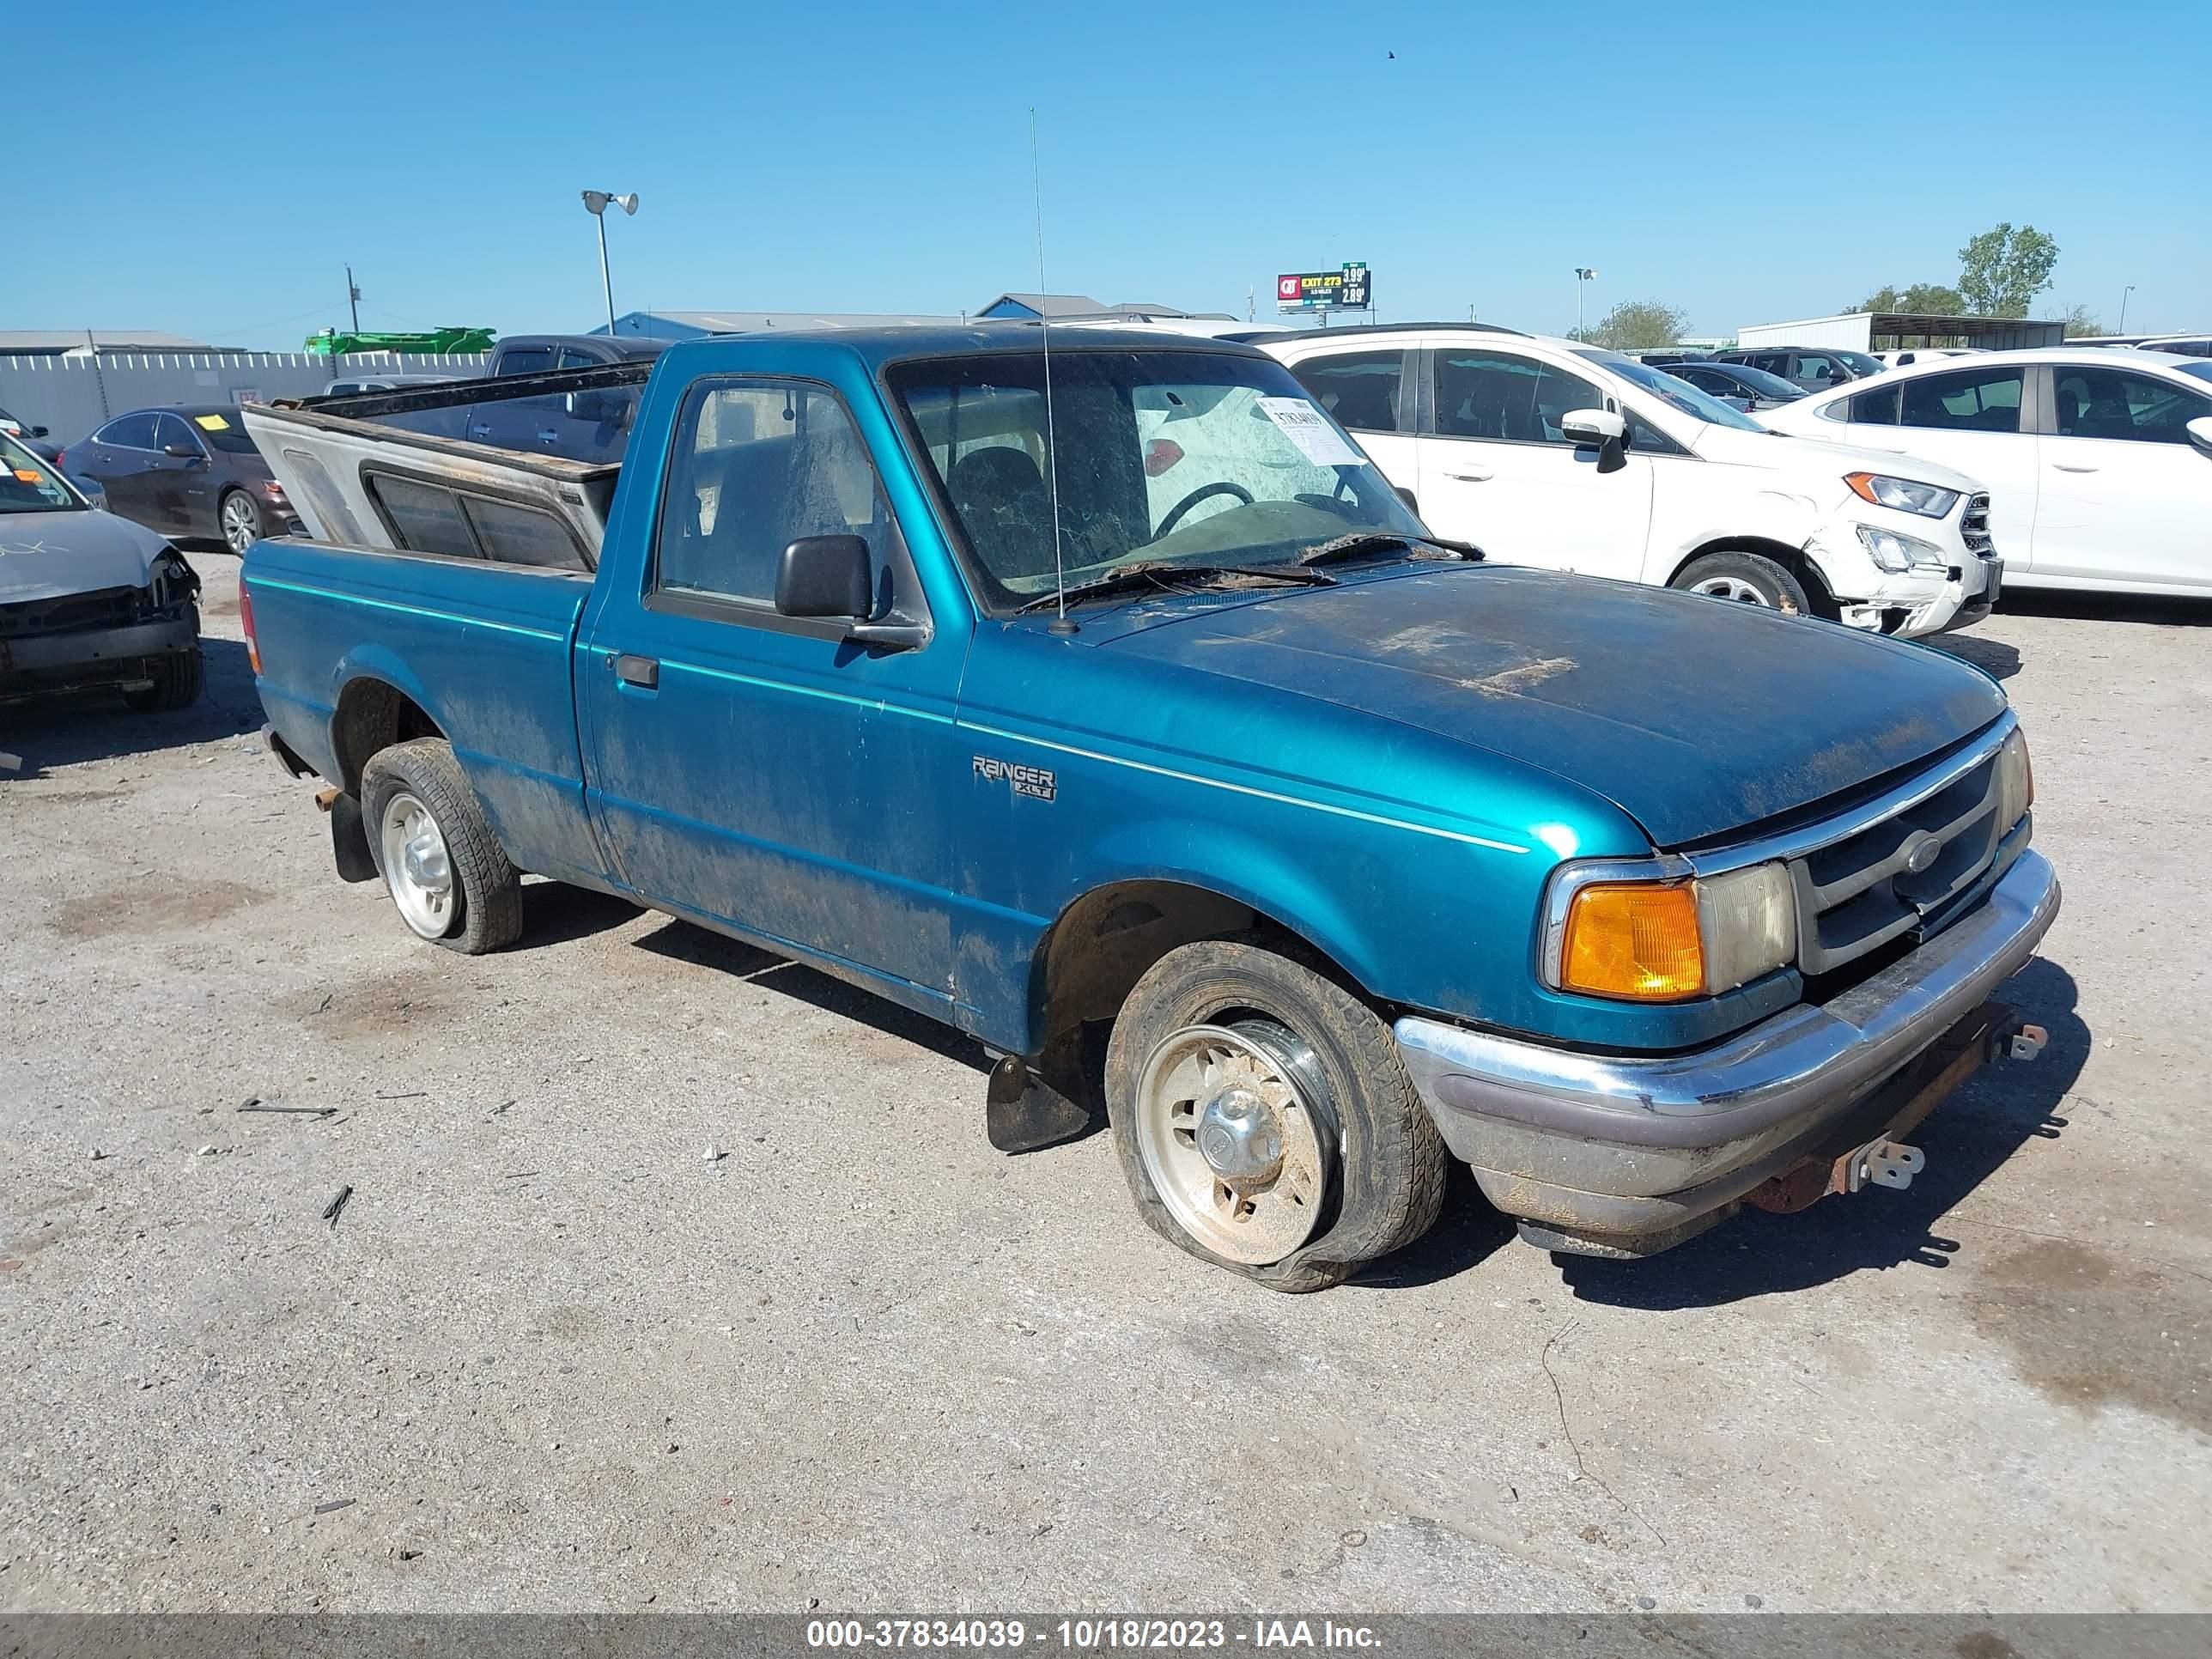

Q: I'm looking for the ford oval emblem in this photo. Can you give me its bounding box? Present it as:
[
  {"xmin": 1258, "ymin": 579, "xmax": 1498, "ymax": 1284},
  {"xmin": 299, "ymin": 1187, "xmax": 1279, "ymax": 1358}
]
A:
[{"xmin": 1902, "ymin": 831, "xmax": 1942, "ymax": 876}]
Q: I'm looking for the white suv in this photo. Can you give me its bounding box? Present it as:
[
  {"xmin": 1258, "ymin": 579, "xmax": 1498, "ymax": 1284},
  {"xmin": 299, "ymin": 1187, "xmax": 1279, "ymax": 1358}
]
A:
[{"xmin": 1261, "ymin": 325, "xmax": 1999, "ymax": 636}]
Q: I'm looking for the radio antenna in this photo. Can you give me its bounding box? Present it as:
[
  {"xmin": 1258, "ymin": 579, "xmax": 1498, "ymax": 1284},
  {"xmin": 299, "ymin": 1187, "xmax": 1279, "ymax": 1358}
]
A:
[{"xmin": 1031, "ymin": 108, "xmax": 1075, "ymax": 636}]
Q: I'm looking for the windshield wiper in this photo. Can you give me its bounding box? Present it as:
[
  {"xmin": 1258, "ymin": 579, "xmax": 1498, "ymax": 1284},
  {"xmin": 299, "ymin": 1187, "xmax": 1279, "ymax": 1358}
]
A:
[
  {"xmin": 1291, "ymin": 532, "xmax": 1485, "ymax": 568},
  {"xmin": 1013, "ymin": 561, "xmax": 1335, "ymax": 616}
]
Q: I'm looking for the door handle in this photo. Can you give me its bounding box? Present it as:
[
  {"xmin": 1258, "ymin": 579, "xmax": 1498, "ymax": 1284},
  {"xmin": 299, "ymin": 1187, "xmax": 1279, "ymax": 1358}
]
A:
[
  {"xmin": 1444, "ymin": 469, "xmax": 1494, "ymax": 483},
  {"xmin": 612, "ymin": 653, "xmax": 659, "ymax": 689},
  {"xmin": 536, "ymin": 429, "xmax": 558, "ymax": 443},
  {"xmin": 468, "ymin": 422, "xmax": 493, "ymax": 438},
  {"xmin": 2051, "ymin": 462, "xmax": 2099, "ymax": 473}
]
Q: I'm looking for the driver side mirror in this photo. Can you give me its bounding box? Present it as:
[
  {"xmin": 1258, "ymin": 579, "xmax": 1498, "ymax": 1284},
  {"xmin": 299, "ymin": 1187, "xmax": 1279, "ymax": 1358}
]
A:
[
  {"xmin": 29, "ymin": 425, "xmax": 47, "ymax": 439},
  {"xmin": 2188, "ymin": 416, "xmax": 2212, "ymax": 460},
  {"xmin": 1561, "ymin": 408, "xmax": 1630, "ymax": 473},
  {"xmin": 566, "ymin": 389, "xmax": 630, "ymax": 427},
  {"xmin": 161, "ymin": 443, "xmax": 202, "ymax": 461},
  {"xmin": 775, "ymin": 534, "xmax": 930, "ymax": 651}
]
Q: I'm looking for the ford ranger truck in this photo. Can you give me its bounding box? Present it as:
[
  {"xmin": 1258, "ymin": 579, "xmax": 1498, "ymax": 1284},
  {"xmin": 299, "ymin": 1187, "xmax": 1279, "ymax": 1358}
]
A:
[{"xmin": 238, "ymin": 330, "xmax": 2059, "ymax": 1291}]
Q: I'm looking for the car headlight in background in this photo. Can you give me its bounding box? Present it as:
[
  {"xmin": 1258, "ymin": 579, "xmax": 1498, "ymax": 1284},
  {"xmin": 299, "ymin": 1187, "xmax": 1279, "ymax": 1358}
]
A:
[
  {"xmin": 1856, "ymin": 523, "xmax": 1950, "ymax": 574},
  {"xmin": 1845, "ymin": 472, "xmax": 1960, "ymax": 519},
  {"xmin": 1995, "ymin": 726, "xmax": 2033, "ymax": 831},
  {"xmin": 1551, "ymin": 860, "xmax": 1797, "ymax": 1002}
]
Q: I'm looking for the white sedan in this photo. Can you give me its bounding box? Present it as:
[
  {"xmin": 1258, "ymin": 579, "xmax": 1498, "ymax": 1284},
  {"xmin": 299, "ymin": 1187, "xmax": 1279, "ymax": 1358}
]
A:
[{"xmin": 1760, "ymin": 348, "xmax": 2212, "ymax": 597}]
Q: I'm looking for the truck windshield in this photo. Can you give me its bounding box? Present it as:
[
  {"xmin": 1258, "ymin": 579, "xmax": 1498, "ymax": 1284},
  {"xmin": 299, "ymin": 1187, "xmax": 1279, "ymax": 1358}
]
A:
[
  {"xmin": 0, "ymin": 433, "xmax": 82, "ymax": 514},
  {"xmin": 887, "ymin": 348, "xmax": 1426, "ymax": 611}
]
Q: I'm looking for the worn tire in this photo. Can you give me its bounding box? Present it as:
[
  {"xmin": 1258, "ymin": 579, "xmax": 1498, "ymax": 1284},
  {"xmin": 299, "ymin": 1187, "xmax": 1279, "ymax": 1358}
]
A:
[
  {"xmin": 1670, "ymin": 549, "xmax": 1810, "ymax": 616},
  {"xmin": 361, "ymin": 737, "xmax": 524, "ymax": 954},
  {"xmin": 124, "ymin": 643, "xmax": 204, "ymax": 711},
  {"xmin": 1105, "ymin": 938, "xmax": 1448, "ymax": 1292}
]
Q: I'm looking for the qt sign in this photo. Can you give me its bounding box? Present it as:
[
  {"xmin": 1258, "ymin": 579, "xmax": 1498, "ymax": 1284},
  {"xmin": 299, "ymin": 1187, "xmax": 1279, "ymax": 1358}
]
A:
[{"xmin": 1277, "ymin": 262, "xmax": 1370, "ymax": 313}]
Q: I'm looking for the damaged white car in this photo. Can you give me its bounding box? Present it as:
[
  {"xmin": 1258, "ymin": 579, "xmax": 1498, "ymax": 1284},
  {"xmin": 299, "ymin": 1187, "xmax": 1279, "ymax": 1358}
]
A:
[
  {"xmin": 1264, "ymin": 325, "xmax": 1999, "ymax": 637},
  {"xmin": 0, "ymin": 431, "xmax": 204, "ymax": 710}
]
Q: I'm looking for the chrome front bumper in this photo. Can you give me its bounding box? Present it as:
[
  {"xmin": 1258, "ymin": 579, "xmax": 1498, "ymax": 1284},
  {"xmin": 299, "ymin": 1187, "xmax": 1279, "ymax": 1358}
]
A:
[{"xmin": 1394, "ymin": 849, "xmax": 2060, "ymax": 1246}]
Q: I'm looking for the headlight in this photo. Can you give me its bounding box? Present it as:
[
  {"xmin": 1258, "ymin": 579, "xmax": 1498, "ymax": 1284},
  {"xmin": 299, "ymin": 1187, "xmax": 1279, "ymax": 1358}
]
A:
[
  {"xmin": 1846, "ymin": 471, "xmax": 1960, "ymax": 519},
  {"xmin": 1856, "ymin": 523, "xmax": 1949, "ymax": 574},
  {"xmin": 1995, "ymin": 727, "xmax": 2033, "ymax": 831},
  {"xmin": 1551, "ymin": 860, "xmax": 1797, "ymax": 1002}
]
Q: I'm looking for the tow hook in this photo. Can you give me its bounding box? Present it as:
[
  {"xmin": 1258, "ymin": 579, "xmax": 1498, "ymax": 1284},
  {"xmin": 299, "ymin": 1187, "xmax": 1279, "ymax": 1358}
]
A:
[
  {"xmin": 2004, "ymin": 1022, "xmax": 2049, "ymax": 1062},
  {"xmin": 1842, "ymin": 1137, "xmax": 1925, "ymax": 1193}
]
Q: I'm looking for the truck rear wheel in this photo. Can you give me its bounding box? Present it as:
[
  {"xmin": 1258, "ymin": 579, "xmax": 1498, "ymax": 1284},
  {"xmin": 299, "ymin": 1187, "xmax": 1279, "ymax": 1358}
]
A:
[
  {"xmin": 1105, "ymin": 939, "xmax": 1446, "ymax": 1291},
  {"xmin": 124, "ymin": 647, "xmax": 204, "ymax": 712},
  {"xmin": 361, "ymin": 738, "xmax": 524, "ymax": 954}
]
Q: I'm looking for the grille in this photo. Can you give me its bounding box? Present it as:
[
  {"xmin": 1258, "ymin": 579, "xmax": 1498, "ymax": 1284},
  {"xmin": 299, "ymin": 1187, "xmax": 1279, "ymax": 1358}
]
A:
[
  {"xmin": 0, "ymin": 585, "xmax": 138, "ymax": 638},
  {"xmin": 1790, "ymin": 747, "xmax": 2011, "ymax": 975},
  {"xmin": 1960, "ymin": 491, "xmax": 1993, "ymax": 556}
]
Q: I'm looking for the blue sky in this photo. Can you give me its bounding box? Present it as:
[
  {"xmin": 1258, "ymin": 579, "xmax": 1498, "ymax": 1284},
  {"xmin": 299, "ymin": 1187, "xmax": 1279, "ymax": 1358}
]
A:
[{"xmin": 11, "ymin": 0, "xmax": 2209, "ymax": 346}]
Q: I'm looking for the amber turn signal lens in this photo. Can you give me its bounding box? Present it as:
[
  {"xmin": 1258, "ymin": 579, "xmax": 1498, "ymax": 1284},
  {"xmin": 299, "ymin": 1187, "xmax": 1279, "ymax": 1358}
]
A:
[{"xmin": 1559, "ymin": 882, "xmax": 1705, "ymax": 1001}]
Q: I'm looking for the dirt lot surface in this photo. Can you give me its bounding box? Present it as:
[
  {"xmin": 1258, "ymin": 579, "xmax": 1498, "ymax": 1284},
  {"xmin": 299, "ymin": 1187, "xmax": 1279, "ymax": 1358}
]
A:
[{"xmin": 3, "ymin": 550, "xmax": 2208, "ymax": 1614}]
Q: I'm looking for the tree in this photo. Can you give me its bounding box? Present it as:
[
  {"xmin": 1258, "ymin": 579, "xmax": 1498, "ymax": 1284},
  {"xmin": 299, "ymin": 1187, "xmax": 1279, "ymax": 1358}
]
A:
[
  {"xmin": 1583, "ymin": 299, "xmax": 1689, "ymax": 350},
  {"xmin": 1957, "ymin": 222, "xmax": 2059, "ymax": 318},
  {"xmin": 2059, "ymin": 304, "xmax": 2106, "ymax": 339},
  {"xmin": 1854, "ymin": 282, "xmax": 1965, "ymax": 315}
]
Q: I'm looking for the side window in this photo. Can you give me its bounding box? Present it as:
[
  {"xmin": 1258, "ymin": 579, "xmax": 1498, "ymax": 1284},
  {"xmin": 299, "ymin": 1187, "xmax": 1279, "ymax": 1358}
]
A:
[
  {"xmin": 464, "ymin": 496, "xmax": 590, "ymax": 568},
  {"xmin": 655, "ymin": 382, "xmax": 890, "ymax": 607},
  {"xmin": 1838, "ymin": 386, "xmax": 1900, "ymax": 424},
  {"xmin": 556, "ymin": 348, "xmax": 599, "ymax": 371},
  {"xmin": 495, "ymin": 346, "xmax": 555, "ymax": 378},
  {"xmin": 1288, "ymin": 350, "xmax": 1405, "ymax": 434},
  {"xmin": 370, "ymin": 475, "xmax": 482, "ymax": 559},
  {"xmin": 152, "ymin": 413, "xmax": 201, "ymax": 454},
  {"xmin": 1433, "ymin": 350, "xmax": 1604, "ymax": 445},
  {"xmin": 2051, "ymin": 368, "xmax": 2212, "ymax": 444},
  {"xmin": 1899, "ymin": 368, "xmax": 2024, "ymax": 434},
  {"xmin": 1675, "ymin": 368, "xmax": 1728, "ymax": 394},
  {"xmin": 97, "ymin": 412, "xmax": 159, "ymax": 449}
]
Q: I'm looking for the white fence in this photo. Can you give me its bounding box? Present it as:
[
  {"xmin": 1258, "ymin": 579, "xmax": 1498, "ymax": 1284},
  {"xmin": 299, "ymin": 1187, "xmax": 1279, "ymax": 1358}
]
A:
[{"xmin": 0, "ymin": 351, "xmax": 490, "ymax": 443}]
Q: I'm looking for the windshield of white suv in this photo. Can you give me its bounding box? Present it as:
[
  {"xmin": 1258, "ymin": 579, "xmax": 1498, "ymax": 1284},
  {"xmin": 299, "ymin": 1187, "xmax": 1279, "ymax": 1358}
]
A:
[
  {"xmin": 889, "ymin": 348, "xmax": 1431, "ymax": 611},
  {"xmin": 1579, "ymin": 352, "xmax": 1769, "ymax": 432},
  {"xmin": 0, "ymin": 432, "xmax": 83, "ymax": 514},
  {"xmin": 2179, "ymin": 362, "xmax": 2212, "ymax": 388}
]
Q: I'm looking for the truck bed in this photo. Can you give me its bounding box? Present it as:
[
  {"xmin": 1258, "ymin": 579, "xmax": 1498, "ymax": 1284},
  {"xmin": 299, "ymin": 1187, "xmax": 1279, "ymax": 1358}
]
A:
[{"xmin": 241, "ymin": 362, "xmax": 650, "ymax": 570}]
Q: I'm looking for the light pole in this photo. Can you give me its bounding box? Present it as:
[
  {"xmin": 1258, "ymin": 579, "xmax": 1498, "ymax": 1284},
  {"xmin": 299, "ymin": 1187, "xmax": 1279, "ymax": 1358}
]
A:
[
  {"xmin": 2119, "ymin": 284, "xmax": 2136, "ymax": 333},
  {"xmin": 1574, "ymin": 267, "xmax": 1597, "ymax": 338},
  {"xmin": 580, "ymin": 191, "xmax": 640, "ymax": 335},
  {"xmin": 345, "ymin": 264, "xmax": 361, "ymax": 333}
]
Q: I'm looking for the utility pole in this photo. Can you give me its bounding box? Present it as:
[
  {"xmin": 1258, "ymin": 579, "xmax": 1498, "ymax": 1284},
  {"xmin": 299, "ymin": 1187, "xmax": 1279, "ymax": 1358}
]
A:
[
  {"xmin": 346, "ymin": 265, "xmax": 362, "ymax": 333},
  {"xmin": 2119, "ymin": 285, "xmax": 2135, "ymax": 333}
]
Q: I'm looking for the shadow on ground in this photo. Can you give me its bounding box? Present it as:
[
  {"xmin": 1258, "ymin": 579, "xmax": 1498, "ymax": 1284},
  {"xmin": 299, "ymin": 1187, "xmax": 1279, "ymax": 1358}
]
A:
[
  {"xmin": 630, "ymin": 915, "xmax": 998, "ymax": 1079},
  {"xmin": 1555, "ymin": 957, "xmax": 2087, "ymax": 1309},
  {"xmin": 1926, "ymin": 632, "xmax": 2021, "ymax": 681},
  {"xmin": 0, "ymin": 637, "xmax": 259, "ymax": 775},
  {"xmin": 1998, "ymin": 589, "xmax": 2212, "ymax": 627}
]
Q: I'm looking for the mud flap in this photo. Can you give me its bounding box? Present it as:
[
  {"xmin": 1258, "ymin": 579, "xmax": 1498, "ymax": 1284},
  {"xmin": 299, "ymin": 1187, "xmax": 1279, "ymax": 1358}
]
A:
[
  {"xmin": 329, "ymin": 790, "xmax": 380, "ymax": 884},
  {"xmin": 985, "ymin": 1054, "xmax": 1091, "ymax": 1154}
]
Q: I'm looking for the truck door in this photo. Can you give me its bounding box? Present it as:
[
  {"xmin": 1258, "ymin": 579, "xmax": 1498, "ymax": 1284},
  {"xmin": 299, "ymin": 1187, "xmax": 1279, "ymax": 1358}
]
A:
[
  {"xmin": 574, "ymin": 376, "xmax": 967, "ymax": 1012},
  {"xmin": 466, "ymin": 343, "xmax": 555, "ymax": 453}
]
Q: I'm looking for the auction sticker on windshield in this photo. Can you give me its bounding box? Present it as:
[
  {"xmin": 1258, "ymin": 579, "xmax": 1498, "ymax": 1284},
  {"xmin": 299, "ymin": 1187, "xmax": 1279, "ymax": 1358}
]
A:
[
  {"xmin": 194, "ymin": 414, "xmax": 233, "ymax": 431},
  {"xmin": 1255, "ymin": 397, "xmax": 1360, "ymax": 466}
]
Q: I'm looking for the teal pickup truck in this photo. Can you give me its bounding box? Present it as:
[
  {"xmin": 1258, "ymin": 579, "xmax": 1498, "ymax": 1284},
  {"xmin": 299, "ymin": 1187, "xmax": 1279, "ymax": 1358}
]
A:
[{"xmin": 239, "ymin": 328, "xmax": 2058, "ymax": 1290}]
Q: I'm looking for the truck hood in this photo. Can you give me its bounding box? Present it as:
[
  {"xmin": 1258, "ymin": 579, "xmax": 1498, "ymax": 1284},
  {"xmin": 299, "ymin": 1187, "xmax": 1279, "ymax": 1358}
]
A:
[
  {"xmin": 0, "ymin": 509, "xmax": 168, "ymax": 605},
  {"xmin": 1091, "ymin": 566, "xmax": 2006, "ymax": 848},
  {"xmin": 1688, "ymin": 421, "xmax": 1985, "ymax": 495}
]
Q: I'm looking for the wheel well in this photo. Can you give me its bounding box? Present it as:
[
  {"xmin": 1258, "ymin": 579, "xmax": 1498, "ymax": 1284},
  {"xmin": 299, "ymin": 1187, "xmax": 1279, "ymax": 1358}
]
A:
[
  {"xmin": 1024, "ymin": 879, "xmax": 1358, "ymax": 1103},
  {"xmin": 1670, "ymin": 537, "xmax": 1839, "ymax": 620},
  {"xmin": 331, "ymin": 678, "xmax": 444, "ymax": 794}
]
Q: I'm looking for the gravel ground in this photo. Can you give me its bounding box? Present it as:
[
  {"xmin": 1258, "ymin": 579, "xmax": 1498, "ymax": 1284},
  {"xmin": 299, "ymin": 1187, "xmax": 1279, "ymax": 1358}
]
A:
[{"xmin": 2, "ymin": 551, "xmax": 2207, "ymax": 1615}]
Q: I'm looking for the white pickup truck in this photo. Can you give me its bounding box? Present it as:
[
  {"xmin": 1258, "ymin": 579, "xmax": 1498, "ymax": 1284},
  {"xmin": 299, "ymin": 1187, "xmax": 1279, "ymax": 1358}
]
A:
[{"xmin": 1261, "ymin": 324, "xmax": 1999, "ymax": 637}]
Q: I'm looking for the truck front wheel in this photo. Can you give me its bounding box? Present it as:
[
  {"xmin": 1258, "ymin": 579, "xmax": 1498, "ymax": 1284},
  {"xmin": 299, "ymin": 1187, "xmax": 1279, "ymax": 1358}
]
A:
[
  {"xmin": 361, "ymin": 738, "xmax": 524, "ymax": 954},
  {"xmin": 1105, "ymin": 939, "xmax": 1446, "ymax": 1291}
]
